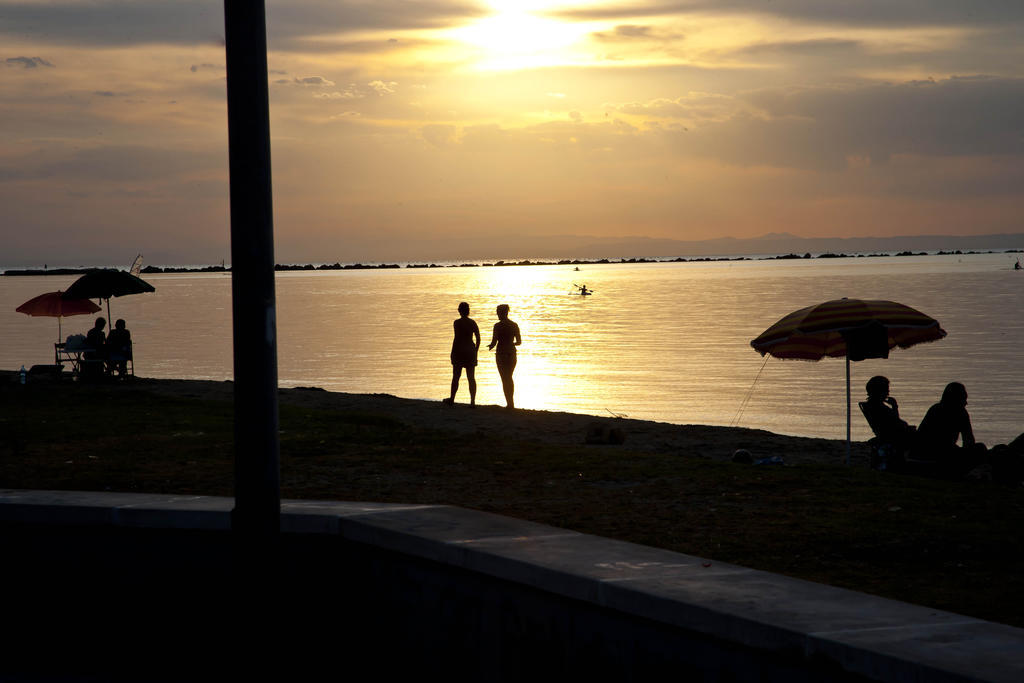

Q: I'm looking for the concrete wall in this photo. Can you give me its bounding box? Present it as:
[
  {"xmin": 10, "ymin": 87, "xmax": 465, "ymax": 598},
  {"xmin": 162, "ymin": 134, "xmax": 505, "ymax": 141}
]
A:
[{"xmin": 2, "ymin": 489, "xmax": 1022, "ymax": 682}]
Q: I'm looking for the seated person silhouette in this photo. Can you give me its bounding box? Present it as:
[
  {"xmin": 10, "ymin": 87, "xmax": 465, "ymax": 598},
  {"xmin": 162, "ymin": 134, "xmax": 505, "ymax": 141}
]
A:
[
  {"xmin": 987, "ymin": 433, "xmax": 1024, "ymax": 486},
  {"xmin": 82, "ymin": 317, "xmax": 107, "ymax": 380},
  {"xmin": 85, "ymin": 316, "xmax": 106, "ymax": 350},
  {"xmin": 859, "ymin": 375, "xmax": 916, "ymax": 469},
  {"xmin": 911, "ymin": 382, "xmax": 987, "ymax": 478},
  {"xmin": 105, "ymin": 318, "xmax": 132, "ymax": 376}
]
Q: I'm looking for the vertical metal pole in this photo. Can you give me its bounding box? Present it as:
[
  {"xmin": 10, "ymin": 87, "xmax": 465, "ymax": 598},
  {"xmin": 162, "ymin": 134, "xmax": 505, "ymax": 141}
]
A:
[{"xmin": 224, "ymin": 0, "xmax": 280, "ymax": 535}]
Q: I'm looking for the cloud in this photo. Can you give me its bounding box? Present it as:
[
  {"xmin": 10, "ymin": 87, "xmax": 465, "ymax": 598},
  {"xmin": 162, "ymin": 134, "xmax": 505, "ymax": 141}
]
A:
[
  {"xmin": 368, "ymin": 80, "xmax": 397, "ymax": 95},
  {"xmin": 591, "ymin": 23, "xmax": 683, "ymax": 44},
  {"xmin": 754, "ymin": 76, "xmax": 1023, "ymax": 156},
  {"xmin": 295, "ymin": 76, "xmax": 335, "ymax": 86},
  {"xmin": 0, "ymin": 1, "xmax": 224, "ymax": 47},
  {"xmin": 558, "ymin": 75, "xmax": 1024, "ymax": 173},
  {"xmin": 295, "ymin": 80, "xmax": 399, "ymax": 102},
  {"xmin": 271, "ymin": 36, "xmax": 434, "ymax": 56},
  {"xmin": 733, "ymin": 38, "xmax": 863, "ymax": 58},
  {"xmin": 5, "ymin": 56, "xmax": 54, "ymax": 68},
  {"xmin": 0, "ymin": 0, "xmax": 484, "ymax": 49},
  {"xmin": 674, "ymin": 76, "xmax": 1024, "ymax": 170},
  {"xmin": 613, "ymin": 24, "xmax": 654, "ymax": 38},
  {"xmin": 610, "ymin": 92, "xmax": 744, "ymax": 123},
  {"xmin": 550, "ymin": 1, "xmax": 1024, "ymax": 28},
  {"xmin": 593, "ymin": 23, "xmax": 655, "ymax": 40},
  {"xmin": 432, "ymin": 119, "xmax": 641, "ymax": 156},
  {"xmin": 594, "ymin": 24, "xmax": 654, "ymax": 41},
  {"xmin": 421, "ymin": 124, "xmax": 456, "ymax": 147},
  {"xmin": 190, "ymin": 63, "xmax": 220, "ymax": 73},
  {"xmin": 298, "ymin": 79, "xmax": 404, "ymax": 102},
  {"xmin": 267, "ymin": 0, "xmax": 484, "ymax": 49},
  {"xmin": 305, "ymin": 83, "xmax": 372, "ymax": 99},
  {"xmin": 0, "ymin": 144, "xmax": 222, "ymax": 184}
]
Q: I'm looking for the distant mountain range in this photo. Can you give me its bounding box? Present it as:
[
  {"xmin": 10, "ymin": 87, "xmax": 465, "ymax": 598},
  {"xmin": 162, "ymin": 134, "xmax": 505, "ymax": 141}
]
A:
[
  {"xmin": 582, "ymin": 232, "xmax": 1024, "ymax": 259},
  {"xmin": 7, "ymin": 233, "xmax": 1022, "ymax": 272},
  {"xmin": 388, "ymin": 232, "xmax": 1024, "ymax": 263}
]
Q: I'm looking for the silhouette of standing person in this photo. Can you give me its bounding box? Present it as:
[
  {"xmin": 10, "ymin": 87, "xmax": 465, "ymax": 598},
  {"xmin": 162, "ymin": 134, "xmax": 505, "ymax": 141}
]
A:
[
  {"xmin": 487, "ymin": 304, "xmax": 521, "ymax": 409},
  {"xmin": 444, "ymin": 302, "xmax": 480, "ymax": 406}
]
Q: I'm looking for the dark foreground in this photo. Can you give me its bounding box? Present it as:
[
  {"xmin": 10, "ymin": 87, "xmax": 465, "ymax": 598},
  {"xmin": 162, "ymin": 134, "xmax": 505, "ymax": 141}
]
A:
[{"xmin": 2, "ymin": 372, "xmax": 1022, "ymax": 628}]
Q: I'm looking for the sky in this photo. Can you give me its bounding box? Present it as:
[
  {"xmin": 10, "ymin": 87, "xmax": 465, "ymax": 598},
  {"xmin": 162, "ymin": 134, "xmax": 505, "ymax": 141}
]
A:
[{"xmin": 3, "ymin": 0, "xmax": 1024, "ymax": 265}]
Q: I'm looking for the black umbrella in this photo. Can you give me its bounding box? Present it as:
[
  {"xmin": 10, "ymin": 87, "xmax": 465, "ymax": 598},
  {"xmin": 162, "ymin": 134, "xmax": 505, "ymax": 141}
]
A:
[{"xmin": 62, "ymin": 269, "xmax": 155, "ymax": 321}]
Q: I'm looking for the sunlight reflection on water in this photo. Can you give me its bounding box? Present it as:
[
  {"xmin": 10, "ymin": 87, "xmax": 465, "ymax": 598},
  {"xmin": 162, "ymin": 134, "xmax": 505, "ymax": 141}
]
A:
[{"xmin": 4, "ymin": 253, "xmax": 1022, "ymax": 443}]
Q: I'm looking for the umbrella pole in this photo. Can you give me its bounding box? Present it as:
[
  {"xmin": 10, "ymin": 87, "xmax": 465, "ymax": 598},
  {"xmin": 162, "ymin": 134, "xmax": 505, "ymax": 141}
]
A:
[{"xmin": 846, "ymin": 357, "xmax": 851, "ymax": 465}]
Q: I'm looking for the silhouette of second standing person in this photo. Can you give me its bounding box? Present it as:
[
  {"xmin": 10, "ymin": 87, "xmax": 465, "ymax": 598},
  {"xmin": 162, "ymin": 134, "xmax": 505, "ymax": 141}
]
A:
[
  {"xmin": 487, "ymin": 304, "xmax": 521, "ymax": 409},
  {"xmin": 444, "ymin": 302, "xmax": 480, "ymax": 406}
]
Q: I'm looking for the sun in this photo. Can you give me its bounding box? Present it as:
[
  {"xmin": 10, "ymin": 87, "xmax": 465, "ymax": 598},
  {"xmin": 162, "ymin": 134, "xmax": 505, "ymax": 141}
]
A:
[{"xmin": 448, "ymin": 1, "xmax": 590, "ymax": 70}]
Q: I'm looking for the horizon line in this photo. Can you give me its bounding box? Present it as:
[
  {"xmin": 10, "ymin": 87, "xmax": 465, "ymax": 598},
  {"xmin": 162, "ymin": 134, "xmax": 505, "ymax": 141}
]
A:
[{"xmin": 4, "ymin": 246, "xmax": 1023, "ymax": 276}]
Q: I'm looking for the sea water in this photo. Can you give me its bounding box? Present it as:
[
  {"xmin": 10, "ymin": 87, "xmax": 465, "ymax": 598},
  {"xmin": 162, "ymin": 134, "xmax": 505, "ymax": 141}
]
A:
[{"xmin": 3, "ymin": 252, "xmax": 1022, "ymax": 444}]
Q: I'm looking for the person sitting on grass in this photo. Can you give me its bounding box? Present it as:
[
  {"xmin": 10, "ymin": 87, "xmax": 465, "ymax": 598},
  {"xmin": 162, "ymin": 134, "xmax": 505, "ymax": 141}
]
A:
[
  {"xmin": 912, "ymin": 382, "xmax": 987, "ymax": 478},
  {"xmin": 988, "ymin": 434, "xmax": 1024, "ymax": 487}
]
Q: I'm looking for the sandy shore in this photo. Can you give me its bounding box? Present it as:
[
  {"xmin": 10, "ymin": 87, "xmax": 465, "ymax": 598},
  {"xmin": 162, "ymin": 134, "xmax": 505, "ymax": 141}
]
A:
[{"xmin": 132, "ymin": 376, "xmax": 855, "ymax": 467}]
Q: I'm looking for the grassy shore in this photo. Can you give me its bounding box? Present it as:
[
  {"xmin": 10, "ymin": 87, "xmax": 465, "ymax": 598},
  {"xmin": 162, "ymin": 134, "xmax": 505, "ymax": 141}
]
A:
[{"xmin": 3, "ymin": 371, "xmax": 1022, "ymax": 628}]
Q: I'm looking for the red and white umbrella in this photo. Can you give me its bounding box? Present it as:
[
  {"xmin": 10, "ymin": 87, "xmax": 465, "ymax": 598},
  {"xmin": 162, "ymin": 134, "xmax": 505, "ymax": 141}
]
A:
[
  {"xmin": 751, "ymin": 298, "xmax": 946, "ymax": 463},
  {"xmin": 16, "ymin": 291, "xmax": 102, "ymax": 342}
]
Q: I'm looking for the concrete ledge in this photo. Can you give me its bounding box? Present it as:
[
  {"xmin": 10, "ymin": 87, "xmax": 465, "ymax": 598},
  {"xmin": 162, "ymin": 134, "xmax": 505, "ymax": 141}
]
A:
[{"xmin": 2, "ymin": 489, "xmax": 1022, "ymax": 682}]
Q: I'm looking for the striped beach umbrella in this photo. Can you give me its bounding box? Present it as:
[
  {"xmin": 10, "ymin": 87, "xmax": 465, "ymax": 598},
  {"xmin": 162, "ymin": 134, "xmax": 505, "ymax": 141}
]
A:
[{"xmin": 751, "ymin": 298, "xmax": 946, "ymax": 463}]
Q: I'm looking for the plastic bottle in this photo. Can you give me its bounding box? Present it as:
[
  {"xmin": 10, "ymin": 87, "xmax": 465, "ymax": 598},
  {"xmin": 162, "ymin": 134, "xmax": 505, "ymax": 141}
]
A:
[{"xmin": 19, "ymin": 365, "xmax": 27, "ymax": 384}]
